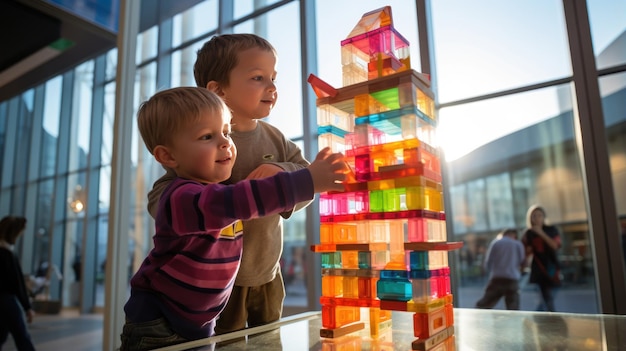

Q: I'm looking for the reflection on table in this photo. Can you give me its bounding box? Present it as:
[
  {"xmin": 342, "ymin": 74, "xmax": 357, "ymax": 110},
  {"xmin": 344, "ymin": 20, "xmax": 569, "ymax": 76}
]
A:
[{"xmin": 155, "ymin": 308, "xmax": 626, "ymax": 351}]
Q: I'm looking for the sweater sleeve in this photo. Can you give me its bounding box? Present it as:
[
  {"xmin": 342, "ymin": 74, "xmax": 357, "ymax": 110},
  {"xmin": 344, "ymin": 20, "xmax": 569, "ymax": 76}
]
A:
[
  {"xmin": 167, "ymin": 168, "xmax": 314, "ymax": 235},
  {"xmin": 264, "ymin": 133, "xmax": 313, "ymax": 219}
]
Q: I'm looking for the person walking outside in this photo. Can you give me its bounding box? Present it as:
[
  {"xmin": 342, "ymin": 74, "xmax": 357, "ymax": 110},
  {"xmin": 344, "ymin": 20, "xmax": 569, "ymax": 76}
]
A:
[{"xmin": 475, "ymin": 228, "xmax": 526, "ymax": 310}]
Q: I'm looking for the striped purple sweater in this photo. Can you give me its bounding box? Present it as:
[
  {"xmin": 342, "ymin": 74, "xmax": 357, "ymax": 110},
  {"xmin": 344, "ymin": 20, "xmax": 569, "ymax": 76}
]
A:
[{"xmin": 124, "ymin": 168, "xmax": 314, "ymax": 340}]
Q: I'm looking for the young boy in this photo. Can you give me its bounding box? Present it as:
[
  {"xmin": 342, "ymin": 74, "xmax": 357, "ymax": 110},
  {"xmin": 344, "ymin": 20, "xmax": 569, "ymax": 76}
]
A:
[
  {"xmin": 121, "ymin": 87, "xmax": 346, "ymax": 350},
  {"xmin": 147, "ymin": 34, "xmax": 312, "ymax": 334}
]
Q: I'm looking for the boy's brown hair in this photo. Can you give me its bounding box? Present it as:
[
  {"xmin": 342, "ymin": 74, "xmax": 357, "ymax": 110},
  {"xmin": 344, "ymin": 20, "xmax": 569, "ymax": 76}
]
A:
[
  {"xmin": 137, "ymin": 87, "xmax": 228, "ymax": 154},
  {"xmin": 193, "ymin": 33, "xmax": 277, "ymax": 89}
]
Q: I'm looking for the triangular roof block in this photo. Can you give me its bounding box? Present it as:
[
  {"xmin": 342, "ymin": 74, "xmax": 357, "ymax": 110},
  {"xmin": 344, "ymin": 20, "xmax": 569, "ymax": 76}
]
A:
[{"xmin": 346, "ymin": 6, "xmax": 393, "ymax": 38}]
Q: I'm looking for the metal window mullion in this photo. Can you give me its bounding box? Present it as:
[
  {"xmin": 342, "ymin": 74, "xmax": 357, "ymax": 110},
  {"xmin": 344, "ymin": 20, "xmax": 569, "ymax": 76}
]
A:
[
  {"xmin": 563, "ymin": 0, "xmax": 626, "ymax": 314},
  {"xmin": 299, "ymin": 0, "xmax": 321, "ymax": 311},
  {"xmin": 103, "ymin": 0, "xmax": 140, "ymax": 349}
]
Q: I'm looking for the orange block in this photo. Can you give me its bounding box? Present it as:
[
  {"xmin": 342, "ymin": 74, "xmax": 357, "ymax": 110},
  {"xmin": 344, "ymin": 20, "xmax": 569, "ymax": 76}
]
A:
[
  {"xmin": 413, "ymin": 307, "xmax": 447, "ymax": 339},
  {"xmin": 321, "ymin": 305, "xmax": 361, "ymax": 329}
]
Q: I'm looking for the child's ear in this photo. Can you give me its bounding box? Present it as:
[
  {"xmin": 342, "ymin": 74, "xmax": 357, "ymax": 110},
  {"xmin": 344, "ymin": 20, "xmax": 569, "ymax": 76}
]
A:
[
  {"xmin": 153, "ymin": 145, "xmax": 178, "ymax": 169},
  {"xmin": 206, "ymin": 81, "xmax": 223, "ymax": 96}
]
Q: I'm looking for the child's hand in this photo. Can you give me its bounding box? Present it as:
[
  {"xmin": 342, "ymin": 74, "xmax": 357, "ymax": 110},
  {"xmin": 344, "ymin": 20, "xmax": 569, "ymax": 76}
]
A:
[{"xmin": 307, "ymin": 147, "xmax": 348, "ymax": 193}]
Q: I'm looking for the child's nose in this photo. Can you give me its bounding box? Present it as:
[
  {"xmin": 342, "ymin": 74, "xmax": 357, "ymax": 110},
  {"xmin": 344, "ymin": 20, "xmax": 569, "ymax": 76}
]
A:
[{"xmin": 220, "ymin": 137, "xmax": 233, "ymax": 148}]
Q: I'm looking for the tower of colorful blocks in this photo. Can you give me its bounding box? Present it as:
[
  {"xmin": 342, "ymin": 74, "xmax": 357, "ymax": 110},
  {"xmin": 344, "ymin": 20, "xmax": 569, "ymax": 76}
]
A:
[{"xmin": 309, "ymin": 6, "xmax": 461, "ymax": 350}]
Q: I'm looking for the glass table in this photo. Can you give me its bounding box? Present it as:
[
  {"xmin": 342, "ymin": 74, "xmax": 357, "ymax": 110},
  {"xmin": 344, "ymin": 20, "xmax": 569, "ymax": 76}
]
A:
[{"xmin": 155, "ymin": 308, "xmax": 626, "ymax": 350}]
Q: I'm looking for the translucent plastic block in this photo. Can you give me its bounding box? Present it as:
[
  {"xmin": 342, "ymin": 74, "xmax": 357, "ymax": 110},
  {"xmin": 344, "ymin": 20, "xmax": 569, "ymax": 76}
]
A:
[
  {"xmin": 444, "ymin": 303, "xmax": 454, "ymax": 327},
  {"xmin": 341, "ymin": 25, "xmax": 410, "ymax": 79},
  {"xmin": 410, "ymin": 277, "xmax": 438, "ymax": 303},
  {"xmin": 369, "ymin": 308, "xmax": 392, "ymax": 339},
  {"xmin": 357, "ymin": 277, "xmax": 378, "ymax": 300},
  {"xmin": 409, "ymin": 251, "xmax": 448, "ymax": 270},
  {"xmin": 407, "ymin": 216, "xmax": 447, "ymax": 242},
  {"xmin": 319, "ymin": 193, "xmax": 333, "ymax": 216},
  {"xmin": 321, "ymin": 305, "xmax": 361, "ymax": 329},
  {"xmin": 371, "ymin": 87, "xmax": 401, "ymax": 111},
  {"xmin": 368, "ymin": 54, "xmax": 404, "ymax": 80},
  {"xmin": 413, "ymin": 307, "xmax": 447, "ymax": 339},
  {"xmin": 320, "ymin": 193, "xmax": 357, "ymax": 216},
  {"xmin": 341, "ymin": 43, "xmax": 369, "ymax": 86},
  {"xmin": 343, "ymin": 276, "xmax": 359, "ymax": 298},
  {"xmin": 322, "ymin": 275, "xmax": 343, "ymax": 297},
  {"xmin": 416, "ymin": 88, "xmax": 435, "ymax": 121},
  {"xmin": 346, "ymin": 124, "xmax": 386, "ymax": 153},
  {"xmin": 354, "ymin": 153, "xmax": 372, "ymax": 181},
  {"xmin": 321, "ymin": 252, "xmax": 342, "ymax": 269},
  {"xmin": 382, "ymin": 188, "xmax": 407, "ymax": 212},
  {"xmin": 345, "ymin": 5, "xmax": 394, "ymax": 36},
  {"xmin": 358, "ymin": 251, "xmax": 371, "ymax": 269},
  {"xmin": 369, "ymin": 190, "xmax": 383, "ymax": 212},
  {"xmin": 376, "ymin": 278, "xmax": 412, "ymax": 301},
  {"xmin": 332, "ymin": 223, "xmax": 358, "ymax": 244},
  {"xmin": 404, "ymin": 186, "xmax": 444, "ymax": 212},
  {"xmin": 318, "ymin": 132, "xmax": 346, "ymax": 154},
  {"xmin": 367, "ymin": 220, "xmax": 399, "ymax": 244},
  {"xmin": 355, "ymin": 107, "xmax": 438, "ymax": 147},
  {"xmin": 437, "ymin": 268, "xmax": 451, "ymax": 295},
  {"xmin": 398, "ymin": 81, "xmax": 416, "ymax": 108},
  {"xmin": 387, "ymin": 220, "xmax": 406, "ymax": 258},
  {"xmin": 341, "ymin": 251, "xmax": 359, "ymax": 269},
  {"xmin": 320, "ymin": 223, "xmax": 334, "ymax": 244},
  {"xmin": 354, "ymin": 221, "xmax": 373, "ymax": 243},
  {"xmin": 342, "ymin": 61, "xmax": 368, "ymax": 86},
  {"xmin": 371, "ymin": 149, "xmax": 399, "ymax": 174},
  {"xmin": 317, "ymin": 103, "xmax": 354, "ymax": 132},
  {"xmin": 401, "ymin": 114, "xmax": 437, "ymax": 147},
  {"xmin": 358, "ymin": 250, "xmax": 389, "ymax": 270},
  {"xmin": 351, "ymin": 191, "xmax": 370, "ymax": 215},
  {"xmin": 403, "ymin": 147, "xmax": 440, "ymax": 175},
  {"xmin": 354, "ymin": 93, "xmax": 389, "ymax": 117}
]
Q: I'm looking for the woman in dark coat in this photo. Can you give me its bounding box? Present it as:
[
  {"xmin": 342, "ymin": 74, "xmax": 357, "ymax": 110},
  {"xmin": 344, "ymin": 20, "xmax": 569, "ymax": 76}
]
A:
[{"xmin": 0, "ymin": 216, "xmax": 36, "ymax": 351}]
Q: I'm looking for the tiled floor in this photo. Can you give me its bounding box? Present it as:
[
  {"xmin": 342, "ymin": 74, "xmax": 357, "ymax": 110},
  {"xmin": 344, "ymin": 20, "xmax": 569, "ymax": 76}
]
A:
[{"xmin": 3, "ymin": 309, "xmax": 103, "ymax": 351}]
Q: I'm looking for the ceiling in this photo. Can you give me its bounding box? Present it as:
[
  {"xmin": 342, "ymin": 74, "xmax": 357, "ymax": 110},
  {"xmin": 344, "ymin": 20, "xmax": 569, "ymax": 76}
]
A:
[
  {"xmin": 0, "ymin": 0, "xmax": 117, "ymax": 102},
  {"xmin": 0, "ymin": 0, "xmax": 203, "ymax": 102}
]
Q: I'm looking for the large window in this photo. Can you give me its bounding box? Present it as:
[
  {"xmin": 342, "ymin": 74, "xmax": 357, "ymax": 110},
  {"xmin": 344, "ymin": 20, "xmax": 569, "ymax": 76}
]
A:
[{"xmin": 0, "ymin": 3, "xmax": 625, "ymax": 350}]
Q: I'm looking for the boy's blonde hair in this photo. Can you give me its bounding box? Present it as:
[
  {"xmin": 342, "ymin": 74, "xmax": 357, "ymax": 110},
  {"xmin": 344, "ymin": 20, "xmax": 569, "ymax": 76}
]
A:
[
  {"xmin": 194, "ymin": 33, "xmax": 277, "ymax": 89},
  {"xmin": 137, "ymin": 87, "xmax": 228, "ymax": 154}
]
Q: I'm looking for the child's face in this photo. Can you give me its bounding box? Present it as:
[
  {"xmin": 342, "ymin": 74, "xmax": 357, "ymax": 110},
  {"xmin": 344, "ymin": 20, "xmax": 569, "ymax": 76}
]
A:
[
  {"xmin": 220, "ymin": 47, "xmax": 277, "ymax": 123},
  {"xmin": 169, "ymin": 108, "xmax": 237, "ymax": 184}
]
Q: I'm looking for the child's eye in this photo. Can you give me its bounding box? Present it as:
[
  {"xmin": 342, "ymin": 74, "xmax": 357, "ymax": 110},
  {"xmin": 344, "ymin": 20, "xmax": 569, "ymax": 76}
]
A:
[
  {"xmin": 223, "ymin": 132, "xmax": 232, "ymax": 138},
  {"xmin": 200, "ymin": 134, "xmax": 213, "ymax": 141},
  {"xmin": 252, "ymin": 76, "xmax": 263, "ymax": 81}
]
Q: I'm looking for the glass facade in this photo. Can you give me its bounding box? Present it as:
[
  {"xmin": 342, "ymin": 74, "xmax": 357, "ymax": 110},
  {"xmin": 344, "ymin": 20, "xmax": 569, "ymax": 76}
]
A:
[{"xmin": 0, "ymin": 0, "xmax": 624, "ymax": 348}]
